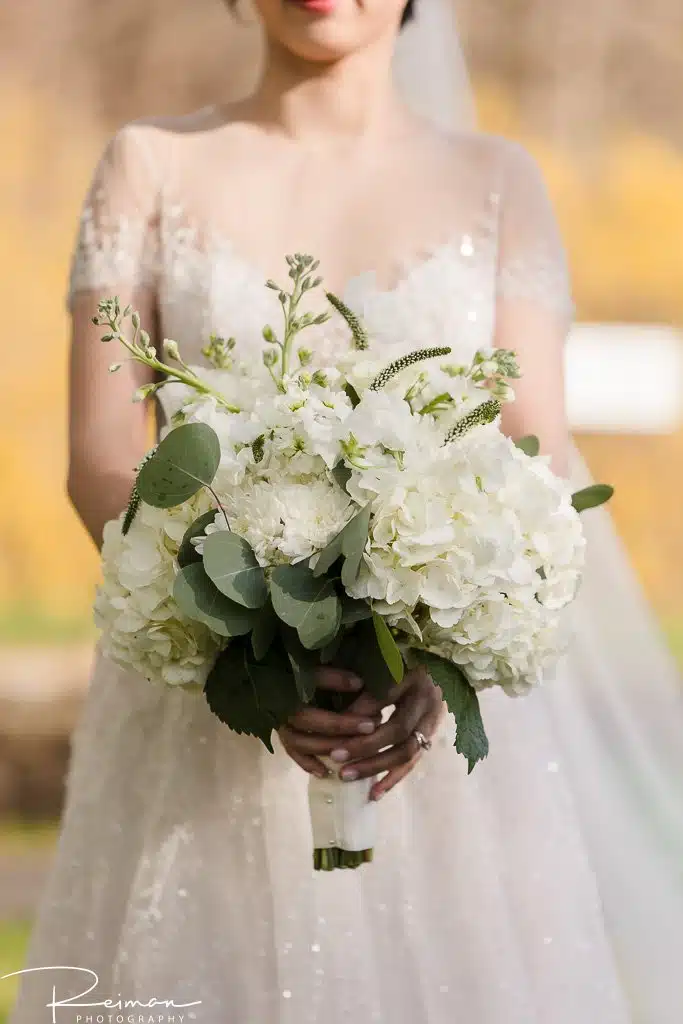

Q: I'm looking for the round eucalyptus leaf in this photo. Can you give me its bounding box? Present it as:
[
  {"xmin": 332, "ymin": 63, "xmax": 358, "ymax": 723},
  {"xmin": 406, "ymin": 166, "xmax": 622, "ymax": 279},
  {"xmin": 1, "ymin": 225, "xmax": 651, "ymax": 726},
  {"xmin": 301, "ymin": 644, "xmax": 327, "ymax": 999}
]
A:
[
  {"xmin": 514, "ymin": 435, "xmax": 540, "ymax": 458},
  {"xmin": 203, "ymin": 531, "xmax": 268, "ymax": 609},
  {"xmin": 271, "ymin": 564, "xmax": 341, "ymax": 651},
  {"xmin": 177, "ymin": 510, "xmax": 219, "ymax": 569},
  {"xmin": 137, "ymin": 423, "xmax": 221, "ymax": 508},
  {"xmin": 173, "ymin": 563, "xmax": 256, "ymax": 637}
]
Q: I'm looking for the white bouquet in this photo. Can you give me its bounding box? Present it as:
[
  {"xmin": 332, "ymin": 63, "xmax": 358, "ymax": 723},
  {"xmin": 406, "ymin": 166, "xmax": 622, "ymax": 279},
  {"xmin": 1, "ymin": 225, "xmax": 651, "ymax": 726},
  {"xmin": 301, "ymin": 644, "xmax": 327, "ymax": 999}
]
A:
[{"xmin": 94, "ymin": 254, "xmax": 612, "ymax": 870}]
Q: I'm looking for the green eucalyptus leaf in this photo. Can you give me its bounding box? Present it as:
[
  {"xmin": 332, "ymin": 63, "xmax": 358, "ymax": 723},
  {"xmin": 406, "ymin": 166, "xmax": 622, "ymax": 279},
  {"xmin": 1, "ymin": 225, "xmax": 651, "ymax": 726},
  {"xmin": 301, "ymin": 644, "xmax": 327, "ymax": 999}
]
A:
[
  {"xmin": 312, "ymin": 503, "xmax": 371, "ymax": 586},
  {"xmin": 280, "ymin": 626, "xmax": 320, "ymax": 701},
  {"xmin": 332, "ymin": 462, "xmax": 352, "ymax": 494},
  {"xmin": 204, "ymin": 642, "xmax": 275, "ymax": 751},
  {"xmin": 340, "ymin": 595, "xmax": 372, "ymax": 625},
  {"xmin": 420, "ymin": 651, "xmax": 489, "ymax": 773},
  {"xmin": 571, "ymin": 483, "xmax": 614, "ymax": 513},
  {"xmin": 270, "ymin": 564, "xmax": 341, "ymax": 650},
  {"xmin": 340, "ymin": 503, "xmax": 372, "ymax": 588},
  {"xmin": 173, "ymin": 563, "xmax": 257, "ymax": 637},
  {"xmin": 137, "ymin": 423, "xmax": 221, "ymax": 508},
  {"xmin": 177, "ymin": 509, "xmax": 219, "ymax": 569},
  {"xmin": 372, "ymin": 612, "xmax": 405, "ymax": 684},
  {"xmin": 203, "ymin": 531, "xmax": 268, "ymax": 609},
  {"xmin": 514, "ymin": 434, "xmax": 540, "ymax": 458},
  {"xmin": 251, "ymin": 600, "xmax": 278, "ymax": 662},
  {"xmin": 319, "ymin": 634, "xmax": 343, "ymax": 665}
]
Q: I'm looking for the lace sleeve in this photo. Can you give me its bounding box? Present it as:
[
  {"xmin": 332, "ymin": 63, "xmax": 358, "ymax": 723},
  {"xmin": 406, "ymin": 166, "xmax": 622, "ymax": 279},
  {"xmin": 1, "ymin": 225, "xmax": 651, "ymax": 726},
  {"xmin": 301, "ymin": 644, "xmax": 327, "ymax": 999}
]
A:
[
  {"xmin": 496, "ymin": 142, "xmax": 574, "ymax": 328},
  {"xmin": 67, "ymin": 122, "xmax": 161, "ymax": 310}
]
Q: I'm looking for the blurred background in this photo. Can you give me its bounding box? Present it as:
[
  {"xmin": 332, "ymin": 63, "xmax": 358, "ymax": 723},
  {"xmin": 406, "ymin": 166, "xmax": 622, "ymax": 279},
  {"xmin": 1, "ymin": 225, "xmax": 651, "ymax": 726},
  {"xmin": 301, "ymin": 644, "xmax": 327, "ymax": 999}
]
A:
[{"xmin": 0, "ymin": 0, "xmax": 682, "ymax": 1016}]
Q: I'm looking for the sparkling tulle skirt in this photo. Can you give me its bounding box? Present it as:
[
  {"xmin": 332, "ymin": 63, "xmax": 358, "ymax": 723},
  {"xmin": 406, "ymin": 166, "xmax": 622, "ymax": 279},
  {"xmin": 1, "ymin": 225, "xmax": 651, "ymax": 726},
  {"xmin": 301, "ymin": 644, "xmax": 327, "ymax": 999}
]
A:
[{"xmin": 10, "ymin": 449, "xmax": 683, "ymax": 1023}]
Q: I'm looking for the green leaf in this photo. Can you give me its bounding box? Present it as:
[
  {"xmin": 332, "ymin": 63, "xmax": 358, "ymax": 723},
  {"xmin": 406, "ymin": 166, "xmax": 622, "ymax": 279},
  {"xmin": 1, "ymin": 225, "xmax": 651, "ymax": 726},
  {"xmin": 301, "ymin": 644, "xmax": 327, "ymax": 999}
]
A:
[
  {"xmin": 344, "ymin": 382, "xmax": 361, "ymax": 408},
  {"xmin": 340, "ymin": 595, "xmax": 372, "ymax": 625},
  {"xmin": 514, "ymin": 434, "xmax": 540, "ymax": 458},
  {"xmin": 177, "ymin": 509, "xmax": 219, "ymax": 569},
  {"xmin": 244, "ymin": 641, "xmax": 302, "ymax": 727},
  {"xmin": 173, "ymin": 564, "xmax": 257, "ymax": 637},
  {"xmin": 271, "ymin": 564, "xmax": 341, "ymax": 650},
  {"xmin": 280, "ymin": 626, "xmax": 320, "ymax": 701},
  {"xmin": 372, "ymin": 612, "xmax": 405, "ymax": 684},
  {"xmin": 340, "ymin": 503, "xmax": 372, "ymax": 588},
  {"xmin": 332, "ymin": 462, "xmax": 352, "ymax": 493},
  {"xmin": 571, "ymin": 483, "xmax": 614, "ymax": 513},
  {"xmin": 312, "ymin": 503, "xmax": 371, "ymax": 587},
  {"xmin": 319, "ymin": 634, "xmax": 343, "ymax": 665},
  {"xmin": 204, "ymin": 642, "xmax": 276, "ymax": 751},
  {"xmin": 334, "ymin": 619, "xmax": 397, "ymax": 700},
  {"xmin": 137, "ymin": 423, "xmax": 221, "ymax": 508},
  {"xmin": 203, "ymin": 531, "xmax": 268, "ymax": 609},
  {"xmin": 420, "ymin": 651, "xmax": 489, "ymax": 773},
  {"xmin": 251, "ymin": 600, "xmax": 278, "ymax": 662}
]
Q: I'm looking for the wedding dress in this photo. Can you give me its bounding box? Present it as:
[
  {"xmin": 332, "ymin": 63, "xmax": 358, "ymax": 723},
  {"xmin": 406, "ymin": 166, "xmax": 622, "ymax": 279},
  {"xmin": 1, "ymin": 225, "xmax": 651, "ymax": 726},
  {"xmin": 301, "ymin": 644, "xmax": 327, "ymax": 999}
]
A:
[{"xmin": 8, "ymin": 105, "xmax": 683, "ymax": 1024}]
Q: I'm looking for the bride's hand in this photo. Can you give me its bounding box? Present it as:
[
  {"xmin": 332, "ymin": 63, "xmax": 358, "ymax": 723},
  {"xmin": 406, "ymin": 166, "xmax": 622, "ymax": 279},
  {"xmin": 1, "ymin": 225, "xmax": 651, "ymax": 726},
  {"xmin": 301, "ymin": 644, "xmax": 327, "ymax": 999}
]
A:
[
  {"xmin": 337, "ymin": 667, "xmax": 445, "ymax": 801},
  {"xmin": 279, "ymin": 666, "xmax": 444, "ymax": 797},
  {"xmin": 278, "ymin": 668, "xmax": 381, "ymax": 779}
]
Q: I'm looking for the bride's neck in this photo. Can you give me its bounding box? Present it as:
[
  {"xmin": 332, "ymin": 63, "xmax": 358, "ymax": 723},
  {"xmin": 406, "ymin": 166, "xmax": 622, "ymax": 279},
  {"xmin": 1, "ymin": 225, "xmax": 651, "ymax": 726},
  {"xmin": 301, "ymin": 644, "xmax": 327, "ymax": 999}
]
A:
[{"xmin": 245, "ymin": 37, "xmax": 406, "ymax": 144}]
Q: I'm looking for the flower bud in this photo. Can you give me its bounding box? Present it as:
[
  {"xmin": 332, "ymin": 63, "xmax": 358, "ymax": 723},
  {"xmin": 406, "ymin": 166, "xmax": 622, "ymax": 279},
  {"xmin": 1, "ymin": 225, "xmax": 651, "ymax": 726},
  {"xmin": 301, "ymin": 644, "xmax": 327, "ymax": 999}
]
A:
[
  {"xmin": 298, "ymin": 348, "xmax": 312, "ymax": 367},
  {"xmin": 163, "ymin": 338, "xmax": 181, "ymax": 362},
  {"xmin": 262, "ymin": 325, "xmax": 276, "ymax": 343},
  {"xmin": 263, "ymin": 349, "xmax": 278, "ymax": 368},
  {"xmin": 133, "ymin": 383, "xmax": 157, "ymax": 402}
]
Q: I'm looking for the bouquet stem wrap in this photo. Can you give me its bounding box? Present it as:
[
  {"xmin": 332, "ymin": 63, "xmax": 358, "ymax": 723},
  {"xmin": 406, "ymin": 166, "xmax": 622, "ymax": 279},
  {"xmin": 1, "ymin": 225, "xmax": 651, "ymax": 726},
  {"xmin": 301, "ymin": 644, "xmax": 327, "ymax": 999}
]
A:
[{"xmin": 309, "ymin": 758, "xmax": 376, "ymax": 870}]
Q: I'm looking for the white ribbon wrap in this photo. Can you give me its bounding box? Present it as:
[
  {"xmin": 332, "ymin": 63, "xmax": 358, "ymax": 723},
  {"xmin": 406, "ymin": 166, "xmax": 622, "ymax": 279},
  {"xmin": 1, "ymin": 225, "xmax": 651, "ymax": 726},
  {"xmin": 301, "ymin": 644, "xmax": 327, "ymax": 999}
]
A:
[{"xmin": 308, "ymin": 760, "xmax": 377, "ymax": 851}]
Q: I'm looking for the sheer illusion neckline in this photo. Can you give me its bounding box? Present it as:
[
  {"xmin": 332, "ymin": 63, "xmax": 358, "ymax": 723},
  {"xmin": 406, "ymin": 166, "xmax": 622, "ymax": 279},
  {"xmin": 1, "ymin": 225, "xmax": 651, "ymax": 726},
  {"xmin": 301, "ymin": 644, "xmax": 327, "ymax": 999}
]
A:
[{"xmin": 159, "ymin": 202, "xmax": 499, "ymax": 305}]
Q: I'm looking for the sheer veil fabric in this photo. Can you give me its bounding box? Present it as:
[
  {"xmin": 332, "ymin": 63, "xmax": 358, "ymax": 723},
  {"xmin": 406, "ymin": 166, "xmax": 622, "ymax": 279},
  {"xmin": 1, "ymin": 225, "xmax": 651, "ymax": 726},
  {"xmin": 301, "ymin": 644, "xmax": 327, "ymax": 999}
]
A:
[{"xmin": 8, "ymin": 1, "xmax": 683, "ymax": 1022}]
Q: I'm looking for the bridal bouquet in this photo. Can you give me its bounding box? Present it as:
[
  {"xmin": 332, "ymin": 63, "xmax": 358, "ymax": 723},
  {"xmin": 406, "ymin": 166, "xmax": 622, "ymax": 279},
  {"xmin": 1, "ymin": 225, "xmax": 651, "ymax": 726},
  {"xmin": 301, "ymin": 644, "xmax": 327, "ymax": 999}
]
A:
[{"xmin": 94, "ymin": 254, "xmax": 612, "ymax": 870}]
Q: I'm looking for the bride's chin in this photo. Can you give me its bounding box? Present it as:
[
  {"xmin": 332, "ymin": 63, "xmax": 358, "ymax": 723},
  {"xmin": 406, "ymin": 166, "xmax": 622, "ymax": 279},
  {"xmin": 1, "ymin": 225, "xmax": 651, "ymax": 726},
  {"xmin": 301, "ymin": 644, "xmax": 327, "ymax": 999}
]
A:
[{"xmin": 259, "ymin": 0, "xmax": 384, "ymax": 62}]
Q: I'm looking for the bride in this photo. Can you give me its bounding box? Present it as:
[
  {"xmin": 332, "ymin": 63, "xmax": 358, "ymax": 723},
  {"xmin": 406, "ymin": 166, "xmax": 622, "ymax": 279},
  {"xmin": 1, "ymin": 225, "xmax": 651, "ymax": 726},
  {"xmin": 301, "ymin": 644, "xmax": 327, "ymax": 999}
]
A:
[{"xmin": 9, "ymin": 0, "xmax": 683, "ymax": 1020}]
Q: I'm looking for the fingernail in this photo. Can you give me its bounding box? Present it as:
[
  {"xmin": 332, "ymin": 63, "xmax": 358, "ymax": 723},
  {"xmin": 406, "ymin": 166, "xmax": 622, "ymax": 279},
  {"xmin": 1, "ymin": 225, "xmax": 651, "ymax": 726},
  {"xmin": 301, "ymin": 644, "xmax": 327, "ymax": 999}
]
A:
[
  {"xmin": 357, "ymin": 721, "xmax": 375, "ymax": 734},
  {"xmin": 330, "ymin": 748, "xmax": 350, "ymax": 763},
  {"xmin": 372, "ymin": 789, "xmax": 385, "ymax": 801},
  {"xmin": 346, "ymin": 674, "xmax": 363, "ymax": 690},
  {"xmin": 341, "ymin": 768, "xmax": 359, "ymax": 781}
]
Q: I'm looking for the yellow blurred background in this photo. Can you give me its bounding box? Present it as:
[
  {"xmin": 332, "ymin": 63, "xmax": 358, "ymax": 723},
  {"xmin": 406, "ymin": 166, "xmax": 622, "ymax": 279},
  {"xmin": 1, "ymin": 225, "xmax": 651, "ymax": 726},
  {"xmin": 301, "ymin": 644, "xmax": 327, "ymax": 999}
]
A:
[{"xmin": 0, "ymin": 0, "xmax": 681, "ymax": 1015}]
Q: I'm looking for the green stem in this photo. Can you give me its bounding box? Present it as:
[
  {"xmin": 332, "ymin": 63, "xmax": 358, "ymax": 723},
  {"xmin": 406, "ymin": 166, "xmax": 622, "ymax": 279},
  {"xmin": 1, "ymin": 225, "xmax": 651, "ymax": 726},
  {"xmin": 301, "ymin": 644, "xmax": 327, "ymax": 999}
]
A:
[
  {"xmin": 115, "ymin": 333, "xmax": 241, "ymax": 413},
  {"xmin": 280, "ymin": 269, "xmax": 304, "ymax": 379},
  {"xmin": 313, "ymin": 847, "xmax": 374, "ymax": 871}
]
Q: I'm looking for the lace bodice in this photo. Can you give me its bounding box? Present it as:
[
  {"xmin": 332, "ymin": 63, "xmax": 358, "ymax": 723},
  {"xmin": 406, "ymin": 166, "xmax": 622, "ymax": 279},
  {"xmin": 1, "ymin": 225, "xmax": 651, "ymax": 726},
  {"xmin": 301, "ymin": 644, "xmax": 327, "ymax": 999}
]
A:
[{"xmin": 67, "ymin": 108, "xmax": 573, "ymax": 368}]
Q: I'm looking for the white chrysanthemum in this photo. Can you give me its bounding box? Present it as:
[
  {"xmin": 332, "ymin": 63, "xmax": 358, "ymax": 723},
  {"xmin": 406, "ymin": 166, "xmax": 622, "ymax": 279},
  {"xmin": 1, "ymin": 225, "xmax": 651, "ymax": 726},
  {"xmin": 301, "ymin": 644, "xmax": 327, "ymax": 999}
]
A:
[{"xmin": 211, "ymin": 475, "xmax": 354, "ymax": 565}]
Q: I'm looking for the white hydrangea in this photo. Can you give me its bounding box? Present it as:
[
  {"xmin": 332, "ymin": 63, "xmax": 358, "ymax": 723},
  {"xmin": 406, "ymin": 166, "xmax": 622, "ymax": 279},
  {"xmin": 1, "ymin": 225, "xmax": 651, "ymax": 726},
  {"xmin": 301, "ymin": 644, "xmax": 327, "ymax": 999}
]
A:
[
  {"xmin": 98, "ymin": 332, "xmax": 586, "ymax": 696},
  {"xmin": 96, "ymin": 495, "xmax": 223, "ymax": 687}
]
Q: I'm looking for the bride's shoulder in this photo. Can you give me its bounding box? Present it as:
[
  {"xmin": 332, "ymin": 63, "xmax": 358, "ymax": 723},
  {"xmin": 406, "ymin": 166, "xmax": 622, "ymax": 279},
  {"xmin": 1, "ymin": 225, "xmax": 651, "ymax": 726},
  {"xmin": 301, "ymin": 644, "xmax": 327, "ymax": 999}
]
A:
[
  {"xmin": 441, "ymin": 129, "xmax": 545, "ymax": 186},
  {"xmin": 101, "ymin": 106, "xmax": 225, "ymax": 158}
]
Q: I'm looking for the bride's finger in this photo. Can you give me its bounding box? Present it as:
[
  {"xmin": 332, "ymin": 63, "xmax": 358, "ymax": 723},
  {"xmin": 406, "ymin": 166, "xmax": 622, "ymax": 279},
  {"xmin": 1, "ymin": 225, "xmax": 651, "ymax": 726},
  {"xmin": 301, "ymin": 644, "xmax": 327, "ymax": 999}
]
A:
[
  {"xmin": 287, "ymin": 706, "xmax": 378, "ymax": 736},
  {"xmin": 278, "ymin": 728, "xmax": 329, "ymax": 777},
  {"xmin": 314, "ymin": 667, "xmax": 363, "ymax": 692},
  {"xmin": 369, "ymin": 704, "xmax": 443, "ymax": 801}
]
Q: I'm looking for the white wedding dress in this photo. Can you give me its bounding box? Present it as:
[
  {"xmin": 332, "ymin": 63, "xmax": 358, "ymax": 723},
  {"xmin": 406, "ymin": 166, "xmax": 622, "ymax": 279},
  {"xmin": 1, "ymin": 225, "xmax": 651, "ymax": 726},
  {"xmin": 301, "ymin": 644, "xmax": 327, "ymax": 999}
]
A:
[{"xmin": 9, "ymin": 110, "xmax": 683, "ymax": 1024}]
